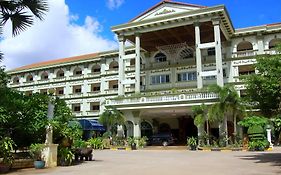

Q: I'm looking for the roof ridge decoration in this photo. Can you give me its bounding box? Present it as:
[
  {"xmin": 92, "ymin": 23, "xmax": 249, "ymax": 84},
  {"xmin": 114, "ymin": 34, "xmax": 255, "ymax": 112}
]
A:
[{"xmin": 130, "ymin": 0, "xmax": 206, "ymax": 22}]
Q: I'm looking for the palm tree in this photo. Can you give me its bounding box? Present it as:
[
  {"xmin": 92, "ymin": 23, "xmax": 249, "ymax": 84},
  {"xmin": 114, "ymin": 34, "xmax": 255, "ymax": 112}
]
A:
[
  {"xmin": 208, "ymin": 84, "xmax": 244, "ymax": 146},
  {"xmin": 0, "ymin": 0, "xmax": 48, "ymax": 59},
  {"xmin": 98, "ymin": 106, "xmax": 125, "ymax": 134},
  {"xmin": 192, "ymin": 104, "xmax": 209, "ymax": 146}
]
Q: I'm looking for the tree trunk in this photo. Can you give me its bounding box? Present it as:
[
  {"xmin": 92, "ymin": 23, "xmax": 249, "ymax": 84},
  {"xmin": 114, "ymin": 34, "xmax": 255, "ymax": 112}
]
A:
[
  {"xmin": 233, "ymin": 114, "xmax": 237, "ymax": 143},
  {"xmin": 224, "ymin": 117, "xmax": 228, "ymax": 146},
  {"xmin": 206, "ymin": 119, "xmax": 210, "ymax": 146}
]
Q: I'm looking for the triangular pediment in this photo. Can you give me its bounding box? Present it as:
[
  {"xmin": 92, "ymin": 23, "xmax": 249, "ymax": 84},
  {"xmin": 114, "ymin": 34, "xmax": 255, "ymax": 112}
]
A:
[{"xmin": 131, "ymin": 1, "xmax": 204, "ymax": 22}]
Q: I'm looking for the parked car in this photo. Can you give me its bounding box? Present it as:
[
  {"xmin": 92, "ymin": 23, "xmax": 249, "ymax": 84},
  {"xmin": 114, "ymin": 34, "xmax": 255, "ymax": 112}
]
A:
[{"xmin": 147, "ymin": 133, "xmax": 176, "ymax": 146}]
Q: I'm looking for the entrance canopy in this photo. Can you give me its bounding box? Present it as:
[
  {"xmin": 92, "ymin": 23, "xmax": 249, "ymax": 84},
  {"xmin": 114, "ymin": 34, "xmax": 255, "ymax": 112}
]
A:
[{"xmin": 78, "ymin": 119, "xmax": 105, "ymax": 131}]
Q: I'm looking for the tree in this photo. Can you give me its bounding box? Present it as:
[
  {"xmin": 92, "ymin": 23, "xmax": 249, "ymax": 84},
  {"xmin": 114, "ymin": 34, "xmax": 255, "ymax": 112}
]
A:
[
  {"xmin": 0, "ymin": 66, "xmax": 9, "ymax": 87},
  {"xmin": 245, "ymin": 43, "xmax": 281, "ymax": 117},
  {"xmin": 208, "ymin": 84, "xmax": 244, "ymax": 146},
  {"xmin": 99, "ymin": 106, "xmax": 125, "ymax": 133},
  {"xmin": 0, "ymin": 0, "xmax": 48, "ymax": 59},
  {"xmin": 192, "ymin": 104, "xmax": 209, "ymax": 145}
]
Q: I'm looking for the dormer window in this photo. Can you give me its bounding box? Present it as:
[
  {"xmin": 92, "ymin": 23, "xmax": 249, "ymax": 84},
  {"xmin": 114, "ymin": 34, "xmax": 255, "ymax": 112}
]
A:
[{"xmin": 155, "ymin": 52, "xmax": 167, "ymax": 62}]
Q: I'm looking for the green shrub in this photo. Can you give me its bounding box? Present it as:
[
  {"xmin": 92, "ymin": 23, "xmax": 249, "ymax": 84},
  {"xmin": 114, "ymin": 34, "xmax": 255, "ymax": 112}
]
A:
[
  {"xmin": 248, "ymin": 140, "xmax": 269, "ymax": 151},
  {"xmin": 87, "ymin": 137, "xmax": 104, "ymax": 149},
  {"xmin": 247, "ymin": 125, "xmax": 265, "ymax": 141},
  {"xmin": 72, "ymin": 139, "xmax": 87, "ymax": 149},
  {"xmin": 29, "ymin": 143, "xmax": 45, "ymax": 161},
  {"xmin": 58, "ymin": 147, "xmax": 74, "ymax": 166},
  {"xmin": 138, "ymin": 136, "xmax": 148, "ymax": 148}
]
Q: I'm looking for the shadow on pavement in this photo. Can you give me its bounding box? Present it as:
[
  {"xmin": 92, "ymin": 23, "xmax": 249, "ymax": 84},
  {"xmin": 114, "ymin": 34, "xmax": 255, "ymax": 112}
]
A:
[{"xmin": 237, "ymin": 152, "xmax": 281, "ymax": 167}]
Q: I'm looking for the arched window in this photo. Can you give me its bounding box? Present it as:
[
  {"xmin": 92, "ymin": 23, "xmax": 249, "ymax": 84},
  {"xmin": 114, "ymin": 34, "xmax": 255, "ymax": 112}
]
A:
[
  {"xmin": 141, "ymin": 121, "xmax": 153, "ymax": 137},
  {"xmin": 237, "ymin": 41, "xmax": 253, "ymax": 51},
  {"xmin": 13, "ymin": 77, "xmax": 20, "ymax": 84},
  {"xmin": 179, "ymin": 48, "xmax": 194, "ymax": 59},
  {"xmin": 91, "ymin": 64, "xmax": 101, "ymax": 73},
  {"xmin": 154, "ymin": 52, "xmax": 167, "ymax": 62},
  {"xmin": 56, "ymin": 70, "xmax": 64, "ymax": 78},
  {"xmin": 269, "ymin": 38, "xmax": 281, "ymax": 49},
  {"xmin": 41, "ymin": 72, "xmax": 48, "ymax": 80},
  {"xmin": 109, "ymin": 61, "xmax": 118, "ymax": 70},
  {"xmin": 73, "ymin": 67, "xmax": 82, "ymax": 76},
  {"xmin": 26, "ymin": 74, "xmax": 33, "ymax": 82}
]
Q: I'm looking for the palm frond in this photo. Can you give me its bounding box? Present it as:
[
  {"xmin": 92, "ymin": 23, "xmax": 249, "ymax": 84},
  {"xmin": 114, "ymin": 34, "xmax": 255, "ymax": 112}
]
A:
[{"xmin": 19, "ymin": 0, "xmax": 48, "ymax": 20}]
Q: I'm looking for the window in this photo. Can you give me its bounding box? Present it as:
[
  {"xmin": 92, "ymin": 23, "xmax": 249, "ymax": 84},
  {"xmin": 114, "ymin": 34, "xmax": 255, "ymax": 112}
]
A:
[
  {"xmin": 26, "ymin": 75, "xmax": 33, "ymax": 82},
  {"xmin": 204, "ymin": 76, "xmax": 216, "ymax": 80},
  {"xmin": 92, "ymin": 65, "xmax": 101, "ymax": 73},
  {"xmin": 73, "ymin": 67, "xmax": 82, "ymax": 76},
  {"xmin": 57, "ymin": 70, "xmax": 65, "ymax": 78},
  {"xmin": 109, "ymin": 61, "xmax": 118, "ymax": 70},
  {"xmin": 207, "ymin": 48, "xmax": 216, "ymax": 56},
  {"xmin": 93, "ymin": 86, "xmax": 100, "ymax": 91},
  {"xmin": 41, "ymin": 72, "xmax": 48, "ymax": 80},
  {"xmin": 73, "ymin": 85, "xmax": 82, "ymax": 94},
  {"xmin": 91, "ymin": 105, "xmax": 100, "ymax": 111},
  {"xmin": 151, "ymin": 75, "xmax": 170, "ymax": 85},
  {"xmin": 177, "ymin": 72, "xmax": 197, "ymax": 82},
  {"xmin": 72, "ymin": 104, "xmax": 81, "ymax": 112},
  {"xmin": 13, "ymin": 77, "xmax": 20, "ymax": 84},
  {"xmin": 112, "ymin": 84, "xmax": 118, "ymax": 89},
  {"xmin": 56, "ymin": 88, "xmax": 64, "ymax": 95},
  {"xmin": 40, "ymin": 89, "xmax": 48, "ymax": 95},
  {"xmin": 154, "ymin": 53, "xmax": 167, "ymax": 62}
]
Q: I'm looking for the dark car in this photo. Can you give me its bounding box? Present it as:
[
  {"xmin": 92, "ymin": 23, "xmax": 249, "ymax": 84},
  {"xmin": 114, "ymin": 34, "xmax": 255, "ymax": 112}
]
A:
[{"xmin": 147, "ymin": 133, "xmax": 176, "ymax": 146}]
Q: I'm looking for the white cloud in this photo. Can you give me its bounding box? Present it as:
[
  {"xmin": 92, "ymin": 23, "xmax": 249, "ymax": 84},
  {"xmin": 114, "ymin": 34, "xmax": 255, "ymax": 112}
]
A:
[
  {"xmin": 0, "ymin": 0, "xmax": 117, "ymax": 70},
  {"xmin": 106, "ymin": 0, "xmax": 125, "ymax": 10}
]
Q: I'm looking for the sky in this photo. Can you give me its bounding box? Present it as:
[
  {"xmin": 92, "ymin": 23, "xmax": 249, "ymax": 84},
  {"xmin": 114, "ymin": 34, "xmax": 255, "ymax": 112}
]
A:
[{"xmin": 1, "ymin": 0, "xmax": 281, "ymax": 70}]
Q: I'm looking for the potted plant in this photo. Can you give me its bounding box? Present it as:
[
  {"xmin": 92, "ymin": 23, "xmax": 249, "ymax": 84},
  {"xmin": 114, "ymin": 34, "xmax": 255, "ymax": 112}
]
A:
[
  {"xmin": 29, "ymin": 143, "xmax": 45, "ymax": 169},
  {"xmin": 58, "ymin": 147, "xmax": 74, "ymax": 166},
  {"xmin": 127, "ymin": 137, "xmax": 137, "ymax": 150},
  {"xmin": 0, "ymin": 137, "xmax": 15, "ymax": 173},
  {"xmin": 138, "ymin": 136, "xmax": 148, "ymax": 148},
  {"xmin": 187, "ymin": 137, "xmax": 197, "ymax": 151}
]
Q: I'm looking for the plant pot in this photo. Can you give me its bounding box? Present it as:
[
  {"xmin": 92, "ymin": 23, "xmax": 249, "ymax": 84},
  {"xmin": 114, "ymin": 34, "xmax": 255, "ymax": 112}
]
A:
[
  {"xmin": 131, "ymin": 143, "xmax": 137, "ymax": 150},
  {"xmin": 0, "ymin": 163, "xmax": 11, "ymax": 174},
  {"xmin": 189, "ymin": 145, "xmax": 197, "ymax": 151},
  {"xmin": 34, "ymin": 160, "xmax": 45, "ymax": 169}
]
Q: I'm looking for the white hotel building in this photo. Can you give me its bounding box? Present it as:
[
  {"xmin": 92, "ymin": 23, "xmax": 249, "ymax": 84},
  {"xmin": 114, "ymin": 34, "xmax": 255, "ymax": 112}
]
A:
[{"xmin": 7, "ymin": 1, "xmax": 281, "ymax": 142}]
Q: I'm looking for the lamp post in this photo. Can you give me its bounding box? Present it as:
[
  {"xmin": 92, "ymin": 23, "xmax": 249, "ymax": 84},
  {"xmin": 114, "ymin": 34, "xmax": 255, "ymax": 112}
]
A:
[{"xmin": 42, "ymin": 90, "xmax": 58, "ymax": 168}]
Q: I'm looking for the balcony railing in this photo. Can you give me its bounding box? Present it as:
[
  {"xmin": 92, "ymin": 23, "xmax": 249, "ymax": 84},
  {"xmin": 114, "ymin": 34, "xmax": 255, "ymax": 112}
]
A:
[
  {"xmin": 107, "ymin": 92, "xmax": 218, "ymax": 106},
  {"xmin": 86, "ymin": 110, "xmax": 100, "ymax": 116},
  {"xmin": 264, "ymin": 49, "xmax": 281, "ymax": 55},
  {"xmin": 232, "ymin": 50, "xmax": 257, "ymax": 58}
]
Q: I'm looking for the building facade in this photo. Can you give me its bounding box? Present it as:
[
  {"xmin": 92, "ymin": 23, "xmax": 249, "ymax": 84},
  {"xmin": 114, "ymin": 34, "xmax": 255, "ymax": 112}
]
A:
[{"xmin": 7, "ymin": 1, "xmax": 281, "ymax": 142}]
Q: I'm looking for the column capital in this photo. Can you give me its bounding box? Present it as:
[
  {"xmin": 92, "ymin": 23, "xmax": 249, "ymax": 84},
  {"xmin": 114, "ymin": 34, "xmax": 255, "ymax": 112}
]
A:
[
  {"xmin": 212, "ymin": 18, "xmax": 221, "ymax": 25},
  {"xmin": 193, "ymin": 21, "xmax": 201, "ymax": 27},
  {"xmin": 118, "ymin": 35, "xmax": 125, "ymax": 42},
  {"xmin": 135, "ymin": 32, "xmax": 142, "ymax": 37}
]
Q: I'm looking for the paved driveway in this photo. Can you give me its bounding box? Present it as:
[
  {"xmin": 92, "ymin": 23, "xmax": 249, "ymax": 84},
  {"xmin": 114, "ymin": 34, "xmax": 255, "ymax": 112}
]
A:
[{"xmin": 9, "ymin": 148, "xmax": 281, "ymax": 175}]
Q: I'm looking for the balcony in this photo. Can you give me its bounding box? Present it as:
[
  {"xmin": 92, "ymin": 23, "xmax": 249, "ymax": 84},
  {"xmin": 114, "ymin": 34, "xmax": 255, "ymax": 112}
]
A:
[
  {"xmin": 73, "ymin": 111, "xmax": 83, "ymax": 117},
  {"xmin": 88, "ymin": 91, "xmax": 101, "ymax": 96},
  {"xmin": 264, "ymin": 49, "xmax": 281, "ymax": 55},
  {"xmin": 104, "ymin": 89, "xmax": 118, "ymax": 95},
  {"xmin": 69, "ymin": 93, "xmax": 83, "ymax": 98},
  {"xmin": 106, "ymin": 92, "xmax": 218, "ymax": 107},
  {"xmin": 69, "ymin": 75, "xmax": 84, "ymax": 80},
  {"xmin": 53, "ymin": 77, "xmax": 66, "ymax": 82}
]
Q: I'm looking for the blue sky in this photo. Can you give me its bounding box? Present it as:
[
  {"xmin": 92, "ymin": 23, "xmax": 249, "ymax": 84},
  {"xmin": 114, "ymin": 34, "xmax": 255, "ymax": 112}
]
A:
[
  {"xmin": 1, "ymin": 0, "xmax": 281, "ymax": 69},
  {"xmin": 65, "ymin": 0, "xmax": 281, "ymax": 40}
]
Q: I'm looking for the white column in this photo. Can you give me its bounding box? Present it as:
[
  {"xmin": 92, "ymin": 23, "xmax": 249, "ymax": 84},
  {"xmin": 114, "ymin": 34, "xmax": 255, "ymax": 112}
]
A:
[
  {"xmin": 118, "ymin": 35, "xmax": 125, "ymax": 95},
  {"xmin": 266, "ymin": 129, "xmax": 273, "ymax": 148},
  {"xmin": 194, "ymin": 22, "xmax": 203, "ymax": 88},
  {"xmin": 133, "ymin": 121, "xmax": 141, "ymax": 138},
  {"xmin": 135, "ymin": 34, "xmax": 141, "ymax": 93},
  {"xmin": 257, "ymin": 33, "xmax": 264, "ymax": 54},
  {"xmin": 213, "ymin": 19, "xmax": 224, "ymax": 87}
]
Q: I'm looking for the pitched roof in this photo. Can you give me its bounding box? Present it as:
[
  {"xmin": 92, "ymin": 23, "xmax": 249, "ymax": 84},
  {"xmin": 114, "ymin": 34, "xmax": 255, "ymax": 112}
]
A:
[
  {"xmin": 12, "ymin": 52, "xmax": 99, "ymax": 72},
  {"xmin": 130, "ymin": 0, "xmax": 207, "ymax": 22}
]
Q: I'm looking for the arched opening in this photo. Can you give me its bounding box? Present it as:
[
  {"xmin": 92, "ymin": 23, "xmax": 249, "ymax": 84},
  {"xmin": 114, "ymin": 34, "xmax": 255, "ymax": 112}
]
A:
[
  {"xmin": 237, "ymin": 41, "xmax": 253, "ymax": 51},
  {"xmin": 179, "ymin": 48, "xmax": 194, "ymax": 59},
  {"xmin": 154, "ymin": 52, "xmax": 167, "ymax": 62},
  {"xmin": 73, "ymin": 67, "xmax": 82, "ymax": 76},
  {"xmin": 56, "ymin": 70, "xmax": 64, "ymax": 78},
  {"xmin": 91, "ymin": 64, "xmax": 101, "ymax": 73},
  {"xmin": 26, "ymin": 75, "xmax": 33, "ymax": 82},
  {"xmin": 109, "ymin": 61, "xmax": 118, "ymax": 71},
  {"xmin": 41, "ymin": 72, "xmax": 48, "ymax": 80},
  {"xmin": 141, "ymin": 121, "xmax": 153, "ymax": 137},
  {"xmin": 159, "ymin": 123, "xmax": 171, "ymax": 133},
  {"xmin": 269, "ymin": 38, "xmax": 281, "ymax": 49},
  {"xmin": 13, "ymin": 77, "xmax": 20, "ymax": 84}
]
